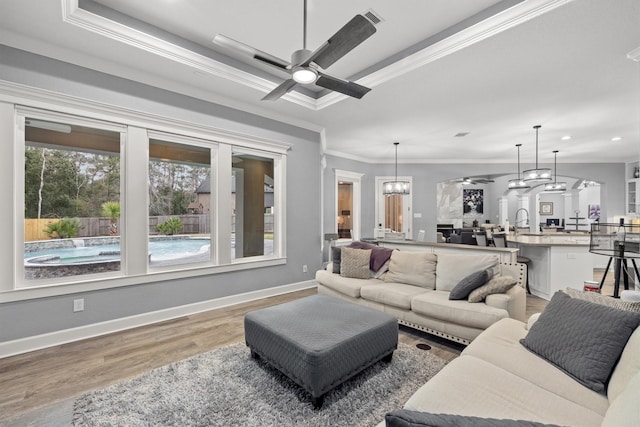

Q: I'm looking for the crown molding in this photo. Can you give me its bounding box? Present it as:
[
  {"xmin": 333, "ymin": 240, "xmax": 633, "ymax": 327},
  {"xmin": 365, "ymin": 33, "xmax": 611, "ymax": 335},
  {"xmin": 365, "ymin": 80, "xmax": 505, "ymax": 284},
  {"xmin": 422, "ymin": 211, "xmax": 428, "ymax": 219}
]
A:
[{"xmin": 63, "ymin": 0, "xmax": 572, "ymax": 111}]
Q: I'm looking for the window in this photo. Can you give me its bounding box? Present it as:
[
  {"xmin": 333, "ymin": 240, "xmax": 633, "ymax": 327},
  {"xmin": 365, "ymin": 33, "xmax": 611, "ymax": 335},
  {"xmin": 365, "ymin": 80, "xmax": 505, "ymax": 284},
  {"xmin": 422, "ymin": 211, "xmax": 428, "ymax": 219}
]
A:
[
  {"xmin": 22, "ymin": 115, "xmax": 124, "ymax": 281},
  {"xmin": 8, "ymin": 99, "xmax": 287, "ymax": 296},
  {"xmin": 334, "ymin": 170, "xmax": 363, "ymax": 241},
  {"xmin": 148, "ymin": 136, "xmax": 212, "ymax": 268},
  {"xmin": 232, "ymin": 150, "xmax": 277, "ymax": 259}
]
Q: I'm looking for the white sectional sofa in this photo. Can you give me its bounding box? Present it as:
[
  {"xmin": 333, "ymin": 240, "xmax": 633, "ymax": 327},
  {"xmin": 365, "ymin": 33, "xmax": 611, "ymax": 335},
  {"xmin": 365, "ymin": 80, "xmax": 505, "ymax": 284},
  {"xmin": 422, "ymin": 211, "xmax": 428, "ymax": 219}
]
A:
[
  {"xmin": 316, "ymin": 248, "xmax": 527, "ymax": 345},
  {"xmin": 382, "ymin": 289, "xmax": 640, "ymax": 427}
]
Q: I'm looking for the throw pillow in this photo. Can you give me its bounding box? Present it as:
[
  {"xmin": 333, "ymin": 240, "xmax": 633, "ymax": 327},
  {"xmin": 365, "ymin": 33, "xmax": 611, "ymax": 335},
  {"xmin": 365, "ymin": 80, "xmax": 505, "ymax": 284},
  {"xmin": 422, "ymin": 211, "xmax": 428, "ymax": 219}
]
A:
[
  {"xmin": 520, "ymin": 291, "xmax": 640, "ymax": 393},
  {"xmin": 340, "ymin": 248, "xmax": 372, "ymax": 279},
  {"xmin": 331, "ymin": 246, "xmax": 342, "ymax": 274},
  {"xmin": 449, "ymin": 269, "xmax": 492, "ymax": 300},
  {"xmin": 435, "ymin": 254, "xmax": 499, "ymax": 292},
  {"xmin": 385, "ymin": 409, "xmax": 562, "ymax": 427},
  {"xmin": 384, "ymin": 251, "xmax": 437, "ymax": 289},
  {"xmin": 468, "ymin": 276, "xmax": 518, "ymax": 303},
  {"xmin": 563, "ymin": 288, "xmax": 640, "ymax": 313},
  {"xmin": 349, "ymin": 241, "xmax": 394, "ymax": 271}
]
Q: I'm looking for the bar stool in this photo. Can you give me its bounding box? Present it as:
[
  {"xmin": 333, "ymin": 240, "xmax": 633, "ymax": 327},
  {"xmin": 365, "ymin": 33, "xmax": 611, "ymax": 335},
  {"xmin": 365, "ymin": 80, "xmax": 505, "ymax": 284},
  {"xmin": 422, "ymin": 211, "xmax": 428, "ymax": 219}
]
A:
[{"xmin": 493, "ymin": 233, "xmax": 531, "ymax": 294}]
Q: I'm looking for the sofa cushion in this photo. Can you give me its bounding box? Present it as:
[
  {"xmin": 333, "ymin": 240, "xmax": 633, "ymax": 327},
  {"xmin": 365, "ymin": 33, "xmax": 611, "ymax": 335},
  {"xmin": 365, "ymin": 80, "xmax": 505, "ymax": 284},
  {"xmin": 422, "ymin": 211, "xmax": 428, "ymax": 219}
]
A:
[
  {"xmin": 385, "ymin": 410, "xmax": 562, "ymax": 427},
  {"xmin": 384, "ymin": 251, "xmax": 437, "ymax": 289},
  {"xmin": 315, "ymin": 269, "xmax": 383, "ymax": 299},
  {"xmin": 340, "ymin": 247, "xmax": 371, "ymax": 279},
  {"xmin": 331, "ymin": 246, "xmax": 342, "ymax": 273},
  {"xmin": 463, "ymin": 318, "xmax": 610, "ymax": 415},
  {"xmin": 449, "ymin": 269, "xmax": 492, "ymax": 300},
  {"xmin": 468, "ymin": 276, "xmax": 518, "ymax": 303},
  {"xmin": 435, "ymin": 254, "xmax": 499, "ymax": 292},
  {"xmin": 361, "ymin": 282, "xmax": 429, "ymax": 310},
  {"xmin": 602, "ymin": 371, "xmax": 640, "ymax": 427},
  {"xmin": 403, "ymin": 355, "xmax": 604, "ymax": 427},
  {"xmin": 520, "ymin": 291, "xmax": 640, "ymax": 393},
  {"xmin": 607, "ymin": 325, "xmax": 640, "ymax": 403},
  {"xmin": 411, "ymin": 291, "xmax": 508, "ymax": 330},
  {"xmin": 563, "ymin": 288, "xmax": 640, "ymax": 312},
  {"xmin": 349, "ymin": 241, "xmax": 394, "ymax": 272}
]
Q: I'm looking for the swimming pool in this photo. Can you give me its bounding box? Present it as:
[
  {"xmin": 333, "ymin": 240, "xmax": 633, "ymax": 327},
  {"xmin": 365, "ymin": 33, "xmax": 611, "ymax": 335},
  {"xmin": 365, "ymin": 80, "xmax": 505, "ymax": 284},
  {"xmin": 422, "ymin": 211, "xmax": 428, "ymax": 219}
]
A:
[{"xmin": 24, "ymin": 237, "xmax": 211, "ymax": 279}]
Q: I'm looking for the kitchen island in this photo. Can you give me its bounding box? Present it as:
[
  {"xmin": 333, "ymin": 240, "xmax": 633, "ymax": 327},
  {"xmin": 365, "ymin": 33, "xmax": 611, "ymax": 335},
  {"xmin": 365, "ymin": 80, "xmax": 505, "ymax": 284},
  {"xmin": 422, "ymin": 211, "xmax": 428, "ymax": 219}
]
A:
[{"xmin": 506, "ymin": 233, "xmax": 592, "ymax": 300}]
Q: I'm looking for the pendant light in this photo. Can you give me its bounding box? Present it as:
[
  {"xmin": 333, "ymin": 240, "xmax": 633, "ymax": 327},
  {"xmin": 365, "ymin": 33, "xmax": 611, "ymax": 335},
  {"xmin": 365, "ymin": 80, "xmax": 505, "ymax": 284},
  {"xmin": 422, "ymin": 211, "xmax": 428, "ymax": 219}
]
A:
[
  {"xmin": 507, "ymin": 143, "xmax": 530, "ymax": 190},
  {"xmin": 383, "ymin": 142, "xmax": 410, "ymax": 195},
  {"xmin": 544, "ymin": 150, "xmax": 567, "ymax": 193},
  {"xmin": 523, "ymin": 125, "xmax": 552, "ymax": 182}
]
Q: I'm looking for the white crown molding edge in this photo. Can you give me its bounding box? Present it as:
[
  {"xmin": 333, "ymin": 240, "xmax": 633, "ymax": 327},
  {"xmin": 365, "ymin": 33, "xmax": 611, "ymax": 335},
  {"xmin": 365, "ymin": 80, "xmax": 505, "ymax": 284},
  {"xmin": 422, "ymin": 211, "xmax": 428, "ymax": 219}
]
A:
[
  {"xmin": 62, "ymin": 0, "xmax": 571, "ymax": 111},
  {"xmin": 0, "ymin": 281, "xmax": 316, "ymax": 358}
]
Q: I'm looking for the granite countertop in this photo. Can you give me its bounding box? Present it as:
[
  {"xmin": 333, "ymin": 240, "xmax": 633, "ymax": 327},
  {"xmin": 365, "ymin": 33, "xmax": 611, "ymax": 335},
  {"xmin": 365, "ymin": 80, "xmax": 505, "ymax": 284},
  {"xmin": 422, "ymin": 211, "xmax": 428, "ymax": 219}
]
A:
[{"xmin": 507, "ymin": 233, "xmax": 591, "ymax": 247}]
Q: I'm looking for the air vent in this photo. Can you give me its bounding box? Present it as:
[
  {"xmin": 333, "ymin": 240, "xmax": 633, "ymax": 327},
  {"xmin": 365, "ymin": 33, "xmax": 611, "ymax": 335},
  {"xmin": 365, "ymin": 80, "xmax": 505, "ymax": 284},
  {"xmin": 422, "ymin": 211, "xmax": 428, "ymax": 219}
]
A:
[
  {"xmin": 454, "ymin": 132, "xmax": 470, "ymax": 137},
  {"xmin": 363, "ymin": 9, "xmax": 383, "ymax": 26}
]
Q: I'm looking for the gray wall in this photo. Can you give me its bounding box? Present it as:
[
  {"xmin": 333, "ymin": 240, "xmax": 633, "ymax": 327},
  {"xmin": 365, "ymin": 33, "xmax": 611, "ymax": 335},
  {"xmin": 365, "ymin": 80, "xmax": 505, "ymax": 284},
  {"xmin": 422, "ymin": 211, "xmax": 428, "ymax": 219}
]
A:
[
  {"xmin": 323, "ymin": 154, "xmax": 626, "ymax": 243},
  {"xmin": 0, "ymin": 45, "xmax": 322, "ymax": 342}
]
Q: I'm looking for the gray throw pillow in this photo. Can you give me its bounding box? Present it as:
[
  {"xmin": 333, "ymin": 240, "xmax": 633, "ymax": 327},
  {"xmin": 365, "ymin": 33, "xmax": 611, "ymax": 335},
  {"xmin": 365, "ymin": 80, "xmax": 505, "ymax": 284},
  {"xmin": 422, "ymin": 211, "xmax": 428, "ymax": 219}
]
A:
[
  {"xmin": 468, "ymin": 276, "xmax": 518, "ymax": 303},
  {"xmin": 331, "ymin": 246, "xmax": 342, "ymax": 274},
  {"xmin": 449, "ymin": 269, "xmax": 491, "ymax": 300},
  {"xmin": 385, "ymin": 409, "xmax": 562, "ymax": 427},
  {"xmin": 520, "ymin": 291, "xmax": 640, "ymax": 393},
  {"xmin": 340, "ymin": 248, "xmax": 372, "ymax": 279}
]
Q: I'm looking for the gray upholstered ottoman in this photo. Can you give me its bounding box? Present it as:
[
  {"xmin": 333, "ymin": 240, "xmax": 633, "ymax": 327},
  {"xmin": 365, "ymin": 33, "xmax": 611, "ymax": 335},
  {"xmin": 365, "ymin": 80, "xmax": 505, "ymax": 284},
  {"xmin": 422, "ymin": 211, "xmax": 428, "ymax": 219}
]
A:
[{"xmin": 244, "ymin": 294, "xmax": 398, "ymax": 408}]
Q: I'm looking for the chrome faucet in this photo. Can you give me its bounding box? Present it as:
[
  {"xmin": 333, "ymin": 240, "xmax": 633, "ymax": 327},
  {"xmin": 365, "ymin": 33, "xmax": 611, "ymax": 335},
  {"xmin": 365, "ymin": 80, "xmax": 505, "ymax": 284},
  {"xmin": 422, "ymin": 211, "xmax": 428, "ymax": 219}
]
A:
[{"xmin": 514, "ymin": 208, "xmax": 529, "ymax": 236}]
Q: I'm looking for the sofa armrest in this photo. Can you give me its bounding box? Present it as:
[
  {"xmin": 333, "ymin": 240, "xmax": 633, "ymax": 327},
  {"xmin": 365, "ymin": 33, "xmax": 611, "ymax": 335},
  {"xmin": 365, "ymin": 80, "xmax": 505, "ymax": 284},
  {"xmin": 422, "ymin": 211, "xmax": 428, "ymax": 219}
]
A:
[{"xmin": 485, "ymin": 285, "xmax": 526, "ymax": 322}]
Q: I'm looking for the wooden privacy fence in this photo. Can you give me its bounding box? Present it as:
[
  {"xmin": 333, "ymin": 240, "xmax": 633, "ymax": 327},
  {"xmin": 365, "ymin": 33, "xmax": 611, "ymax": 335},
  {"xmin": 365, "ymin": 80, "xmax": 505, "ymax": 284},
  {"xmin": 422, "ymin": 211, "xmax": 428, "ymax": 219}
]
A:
[{"xmin": 25, "ymin": 214, "xmax": 275, "ymax": 241}]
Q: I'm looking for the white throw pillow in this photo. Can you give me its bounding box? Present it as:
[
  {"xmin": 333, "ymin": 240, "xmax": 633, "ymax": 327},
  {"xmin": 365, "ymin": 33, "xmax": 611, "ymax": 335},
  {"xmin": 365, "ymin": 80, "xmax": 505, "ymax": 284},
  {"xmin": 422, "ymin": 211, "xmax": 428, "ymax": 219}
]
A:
[
  {"xmin": 435, "ymin": 253, "xmax": 499, "ymax": 292},
  {"xmin": 384, "ymin": 251, "xmax": 437, "ymax": 289}
]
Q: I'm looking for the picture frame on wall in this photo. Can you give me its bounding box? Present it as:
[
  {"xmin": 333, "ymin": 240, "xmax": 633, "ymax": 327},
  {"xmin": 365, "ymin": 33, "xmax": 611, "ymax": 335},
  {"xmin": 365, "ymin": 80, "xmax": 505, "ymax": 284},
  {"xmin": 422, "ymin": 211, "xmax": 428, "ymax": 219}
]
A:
[{"xmin": 540, "ymin": 202, "xmax": 553, "ymax": 215}]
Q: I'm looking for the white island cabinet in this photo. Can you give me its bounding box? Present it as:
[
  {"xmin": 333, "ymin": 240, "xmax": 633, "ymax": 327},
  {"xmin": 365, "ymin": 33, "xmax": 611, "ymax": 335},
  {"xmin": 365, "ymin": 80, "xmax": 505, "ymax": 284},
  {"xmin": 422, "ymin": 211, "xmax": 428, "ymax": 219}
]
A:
[{"xmin": 508, "ymin": 234, "xmax": 593, "ymax": 300}]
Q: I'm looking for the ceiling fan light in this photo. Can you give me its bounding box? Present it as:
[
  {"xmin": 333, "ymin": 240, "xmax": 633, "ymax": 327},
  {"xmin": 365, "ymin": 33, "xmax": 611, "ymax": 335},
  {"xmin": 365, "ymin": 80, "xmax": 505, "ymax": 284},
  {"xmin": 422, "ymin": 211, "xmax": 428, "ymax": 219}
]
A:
[{"xmin": 292, "ymin": 66, "xmax": 317, "ymax": 84}]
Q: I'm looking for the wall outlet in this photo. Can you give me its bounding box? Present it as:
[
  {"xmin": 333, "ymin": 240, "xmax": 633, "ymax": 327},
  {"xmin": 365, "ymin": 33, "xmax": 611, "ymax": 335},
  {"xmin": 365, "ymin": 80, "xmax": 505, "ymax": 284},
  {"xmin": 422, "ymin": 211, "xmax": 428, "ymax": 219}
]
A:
[
  {"xmin": 302, "ymin": 264, "xmax": 308, "ymax": 273},
  {"xmin": 73, "ymin": 298, "xmax": 85, "ymax": 312}
]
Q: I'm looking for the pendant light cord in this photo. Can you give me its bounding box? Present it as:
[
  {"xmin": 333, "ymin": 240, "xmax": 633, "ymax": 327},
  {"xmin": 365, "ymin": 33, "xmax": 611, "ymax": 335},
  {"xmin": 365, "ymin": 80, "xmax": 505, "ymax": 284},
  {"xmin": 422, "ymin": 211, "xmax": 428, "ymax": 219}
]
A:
[
  {"xmin": 394, "ymin": 142, "xmax": 399, "ymax": 181},
  {"xmin": 303, "ymin": 0, "xmax": 307, "ymax": 50},
  {"xmin": 534, "ymin": 125, "xmax": 541, "ymax": 168},
  {"xmin": 553, "ymin": 150, "xmax": 558, "ymax": 185}
]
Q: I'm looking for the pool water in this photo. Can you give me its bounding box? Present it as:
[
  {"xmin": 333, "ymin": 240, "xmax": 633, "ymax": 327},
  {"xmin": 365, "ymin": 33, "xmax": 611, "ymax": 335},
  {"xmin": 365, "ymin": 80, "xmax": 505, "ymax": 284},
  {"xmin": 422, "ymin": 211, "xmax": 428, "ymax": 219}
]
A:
[{"xmin": 25, "ymin": 239, "xmax": 211, "ymax": 264}]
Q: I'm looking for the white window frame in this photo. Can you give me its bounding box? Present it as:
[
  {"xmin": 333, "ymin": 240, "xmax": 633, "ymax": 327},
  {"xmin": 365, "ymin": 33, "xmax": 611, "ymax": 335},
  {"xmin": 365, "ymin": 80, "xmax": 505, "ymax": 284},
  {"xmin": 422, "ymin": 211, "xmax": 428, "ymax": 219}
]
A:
[
  {"xmin": 334, "ymin": 169, "xmax": 363, "ymax": 243},
  {"xmin": 0, "ymin": 84, "xmax": 289, "ymax": 302}
]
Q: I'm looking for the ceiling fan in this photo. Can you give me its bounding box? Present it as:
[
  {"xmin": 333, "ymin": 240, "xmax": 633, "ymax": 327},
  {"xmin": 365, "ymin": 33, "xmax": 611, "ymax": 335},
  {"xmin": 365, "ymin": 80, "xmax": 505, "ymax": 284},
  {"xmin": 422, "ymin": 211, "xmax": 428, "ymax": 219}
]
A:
[
  {"xmin": 213, "ymin": 0, "xmax": 378, "ymax": 101},
  {"xmin": 459, "ymin": 177, "xmax": 495, "ymax": 185}
]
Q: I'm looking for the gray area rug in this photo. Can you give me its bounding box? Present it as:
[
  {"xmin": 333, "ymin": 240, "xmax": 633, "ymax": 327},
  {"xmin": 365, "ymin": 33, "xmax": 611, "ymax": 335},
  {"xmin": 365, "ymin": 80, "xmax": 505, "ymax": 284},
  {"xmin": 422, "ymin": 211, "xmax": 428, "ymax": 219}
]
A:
[{"xmin": 73, "ymin": 342, "xmax": 446, "ymax": 427}]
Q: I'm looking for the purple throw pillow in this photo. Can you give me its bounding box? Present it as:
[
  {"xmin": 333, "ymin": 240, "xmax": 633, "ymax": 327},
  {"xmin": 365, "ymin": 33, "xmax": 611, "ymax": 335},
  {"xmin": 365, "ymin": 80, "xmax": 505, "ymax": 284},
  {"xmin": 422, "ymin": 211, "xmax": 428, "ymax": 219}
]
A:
[{"xmin": 349, "ymin": 241, "xmax": 393, "ymax": 271}]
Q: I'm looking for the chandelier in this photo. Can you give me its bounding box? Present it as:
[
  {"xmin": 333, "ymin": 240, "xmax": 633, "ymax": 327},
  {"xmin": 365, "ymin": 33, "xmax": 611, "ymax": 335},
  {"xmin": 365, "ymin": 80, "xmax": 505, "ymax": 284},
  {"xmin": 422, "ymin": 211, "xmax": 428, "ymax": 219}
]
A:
[
  {"xmin": 523, "ymin": 125, "xmax": 552, "ymax": 182},
  {"xmin": 507, "ymin": 143, "xmax": 530, "ymax": 190},
  {"xmin": 383, "ymin": 142, "xmax": 410, "ymax": 195}
]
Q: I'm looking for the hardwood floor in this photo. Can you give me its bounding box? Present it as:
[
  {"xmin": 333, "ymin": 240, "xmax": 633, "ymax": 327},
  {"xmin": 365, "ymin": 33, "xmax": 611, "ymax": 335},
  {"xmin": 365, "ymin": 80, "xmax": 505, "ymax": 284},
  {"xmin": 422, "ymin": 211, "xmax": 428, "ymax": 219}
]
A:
[{"xmin": 0, "ymin": 271, "xmax": 619, "ymax": 423}]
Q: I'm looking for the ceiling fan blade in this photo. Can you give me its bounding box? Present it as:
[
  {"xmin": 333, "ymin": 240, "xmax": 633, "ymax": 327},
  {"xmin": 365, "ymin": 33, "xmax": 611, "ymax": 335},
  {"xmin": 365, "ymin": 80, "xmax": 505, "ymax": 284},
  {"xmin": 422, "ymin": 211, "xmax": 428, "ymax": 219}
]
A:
[
  {"xmin": 213, "ymin": 34, "xmax": 290, "ymax": 71},
  {"xmin": 315, "ymin": 72, "xmax": 371, "ymax": 99},
  {"xmin": 306, "ymin": 15, "xmax": 376, "ymax": 69},
  {"xmin": 262, "ymin": 79, "xmax": 298, "ymax": 101}
]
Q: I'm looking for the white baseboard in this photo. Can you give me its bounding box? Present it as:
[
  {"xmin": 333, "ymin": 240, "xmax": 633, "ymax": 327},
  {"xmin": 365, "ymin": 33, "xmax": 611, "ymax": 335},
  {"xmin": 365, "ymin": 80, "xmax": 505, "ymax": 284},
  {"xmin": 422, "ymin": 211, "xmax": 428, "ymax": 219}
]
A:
[{"xmin": 0, "ymin": 281, "xmax": 317, "ymax": 359}]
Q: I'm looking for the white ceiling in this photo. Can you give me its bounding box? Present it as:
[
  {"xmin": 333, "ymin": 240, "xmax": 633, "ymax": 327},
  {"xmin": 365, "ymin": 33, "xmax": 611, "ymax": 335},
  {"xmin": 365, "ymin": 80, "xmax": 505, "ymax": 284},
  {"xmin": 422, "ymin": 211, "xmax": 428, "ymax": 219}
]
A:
[{"xmin": 0, "ymin": 0, "xmax": 638, "ymax": 165}]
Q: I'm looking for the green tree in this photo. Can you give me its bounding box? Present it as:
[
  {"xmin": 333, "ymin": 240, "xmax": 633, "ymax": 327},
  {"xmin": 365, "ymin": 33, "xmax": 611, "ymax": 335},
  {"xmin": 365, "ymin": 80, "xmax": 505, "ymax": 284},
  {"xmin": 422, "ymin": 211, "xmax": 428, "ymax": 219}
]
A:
[{"xmin": 101, "ymin": 201, "xmax": 120, "ymax": 236}]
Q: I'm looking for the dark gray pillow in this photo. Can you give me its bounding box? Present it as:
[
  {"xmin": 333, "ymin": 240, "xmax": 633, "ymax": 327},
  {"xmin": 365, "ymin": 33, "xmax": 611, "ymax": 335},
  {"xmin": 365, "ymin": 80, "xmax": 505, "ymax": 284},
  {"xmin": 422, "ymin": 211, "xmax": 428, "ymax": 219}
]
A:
[
  {"xmin": 520, "ymin": 291, "xmax": 640, "ymax": 393},
  {"xmin": 331, "ymin": 247, "xmax": 342, "ymax": 274},
  {"xmin": 385, "ymin": 410, "xmax": 562, "ymax": 427},
  {"xmin": 449, "ymin": 269, "xmax": 491, "ymax": 300}
]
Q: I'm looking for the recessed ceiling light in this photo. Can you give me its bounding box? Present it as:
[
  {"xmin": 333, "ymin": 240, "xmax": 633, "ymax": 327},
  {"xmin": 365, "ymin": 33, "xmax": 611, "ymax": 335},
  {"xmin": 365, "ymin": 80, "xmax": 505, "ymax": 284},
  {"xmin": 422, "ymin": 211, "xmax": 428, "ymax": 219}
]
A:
[
  {"xmin": 611, "ymin": 136, "xmax": 623, "ymax": 141},
  {"xmin": 561, "ymin": 135, "xmax": 571, "ymax": 141}
]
